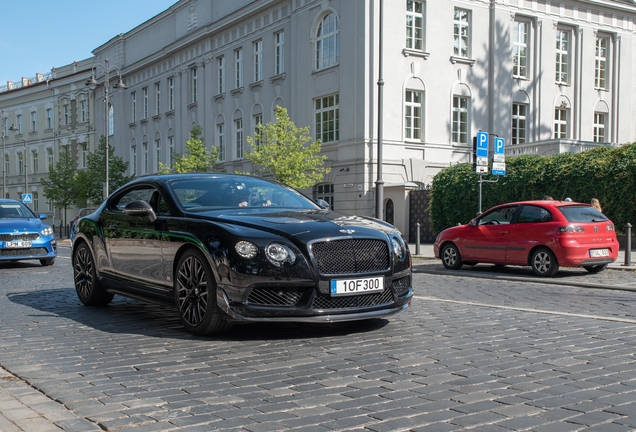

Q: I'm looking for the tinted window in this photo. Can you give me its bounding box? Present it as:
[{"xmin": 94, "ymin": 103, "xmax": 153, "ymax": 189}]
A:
[
  {"xmin": 516, "ymin": 205, "xmax": 552, "ymax": 223},
  {"xmin": 558, "ymin": 205, "xmax": 608, "ymax": 223},
  {"xmin": 0, "ymin": 202, "xmax": 37, "ymax": 218},
  {"xmin": 111, "ymin": 187, "xmax": 155, "ymax": 211},
  {"xmin": 478, "ymin": 206, "xmax": 518, "ymax": 225}
]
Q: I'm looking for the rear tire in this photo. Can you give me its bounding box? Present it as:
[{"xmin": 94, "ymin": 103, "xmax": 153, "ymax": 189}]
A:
[
  {"xmin": 583, "ymin": 264, "xmax": 608, "ymax": 273},
  {"xmin": 530, "ymin": 248, "xmax": 559, "ymax": 277},
  {"xmin": 73, "ymin": 242, "xmax": 114, "ymax": 306},
  {"xmin": 441, "ymin": 243, "xmax": 463, "ymax": 270},
  {"xmin": 40, "ymin": 258, "xmax": 55, "ymax": 266},
  {"xmin": 174, "ymin": 249, "xmax": 233, "ymax": 335}
]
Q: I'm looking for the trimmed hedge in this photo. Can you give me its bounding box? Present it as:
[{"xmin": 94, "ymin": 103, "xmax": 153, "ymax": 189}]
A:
[{"xmin": 430, "ymin": 142, "xmax": 636, "ymax": 234}]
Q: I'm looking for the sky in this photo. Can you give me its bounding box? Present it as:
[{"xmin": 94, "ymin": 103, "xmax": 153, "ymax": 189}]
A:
[{"xmin": 0, "ymin": 0, "xmax": 177, "ymax": 84}]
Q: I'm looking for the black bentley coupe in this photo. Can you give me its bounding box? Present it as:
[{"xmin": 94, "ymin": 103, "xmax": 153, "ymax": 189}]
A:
[{"xmin": 72, "ymin": 174, "xmax": 412, "ymax": 335}]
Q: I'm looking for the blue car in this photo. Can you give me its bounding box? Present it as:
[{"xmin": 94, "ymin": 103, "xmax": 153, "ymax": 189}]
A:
[{"xmin": 0, "ymin": 199, "xmax": 57, "ymax": 266}]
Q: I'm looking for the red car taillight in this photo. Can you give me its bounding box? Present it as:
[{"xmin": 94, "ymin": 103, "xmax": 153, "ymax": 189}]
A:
[
  {"xmin": 606, "ymin": 223, "xmax": 615, "ymax": 231},
  {"xmin": 557, "ymin": 225, "xmax": 585, "ymax": 234}
]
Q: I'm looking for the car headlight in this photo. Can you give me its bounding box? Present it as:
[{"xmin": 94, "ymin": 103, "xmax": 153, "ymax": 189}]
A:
[
  {"xmin": 41, "ymin": 227, "xmax": 53, "ymax": 236},
  {"xmin": 235, "ymin": 241, "xmax": 258, "ymax": 259},
  {"xmin": 265, "ymin": 243, "xmax": 296, "ymax": 267},
  {"xmin": 392, "ymin": 236, "xmax": 406, "ymax": 261}
]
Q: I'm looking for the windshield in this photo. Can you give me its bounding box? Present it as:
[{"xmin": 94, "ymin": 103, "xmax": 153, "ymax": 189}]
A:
[
  {"xmin": 0, "ymin": 202, "xmax": 37, "ymax": 219},
  {"xmin": 558, "ymin": 205, "xmax": 608, "ymax": 222},
  {"xmin": 169, "ymin": 177, "xmax": 320, "ymax": 212}
]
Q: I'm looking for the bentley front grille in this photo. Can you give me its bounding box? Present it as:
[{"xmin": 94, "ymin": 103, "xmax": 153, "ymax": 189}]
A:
[{"xmin": 310, "ymin": 239, "xmax": 389, "ymax": 275}]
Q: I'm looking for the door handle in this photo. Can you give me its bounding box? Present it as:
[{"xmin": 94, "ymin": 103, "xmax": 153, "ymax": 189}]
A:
[{"xmin": 500, "ymin": 231, "xmax": 508, "ymax": 234}]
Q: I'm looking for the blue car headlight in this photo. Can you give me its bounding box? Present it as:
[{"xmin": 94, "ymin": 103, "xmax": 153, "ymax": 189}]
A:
[
  {"xmin": 265, "ymin": 243, "xmax": 296, "ymax": 267},
  {"xmin": 41, "ymin": 226, "xmax": 54, "ymax": 236}
]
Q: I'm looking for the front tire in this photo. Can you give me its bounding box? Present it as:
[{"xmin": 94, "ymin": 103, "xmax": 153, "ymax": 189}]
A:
[
  {"xmin": 583, "ymin": 264, "xmax": 608, "ymax": 273},
  {"xmin": 441, "ymin": 243, "xmax": 463, "ymax": 270},
  {"xmin": 40, "ymin": 258, "xmax": 55, "ymax": 266},
  {"xmin": 174, "ymin": 249, "xmax": 233, "ymax": 335},
  {"xmin": 73, "ymin": 242, "xmax": 114, "ymax": 306},
  {"xmin": 530, "ymin": 248, "xmax": 559, "ymax": 277}
]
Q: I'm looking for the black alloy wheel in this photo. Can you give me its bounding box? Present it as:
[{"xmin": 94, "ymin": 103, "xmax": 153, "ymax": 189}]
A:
[{"xmin": 73, "ymin": 242, "xmax": 114, "ymax": 306}]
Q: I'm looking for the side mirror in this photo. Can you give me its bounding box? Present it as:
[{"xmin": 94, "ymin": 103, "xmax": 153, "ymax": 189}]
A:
[
  {"xmin": 124, "ymin": 200, "xmax": 157, "ymax": 222},
  {"xmin": 316, "ymin": 198, "xmax": 330, "ymax": 209},
  {"xmin": 38, "ymin": 214, "xmax": 48, "ymax": 220},
  {"xmin": 469, "ymin": 219, "xmax": 478, "ymax": 226}
]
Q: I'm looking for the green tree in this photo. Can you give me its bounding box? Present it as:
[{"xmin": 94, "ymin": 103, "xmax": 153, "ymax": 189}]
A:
[
  {"xmin": 75, "ymin": 136, "xmax": 134, "ymax": 205},
  {"xmin": 41, "ymin": 149, "xmax": 77, "ymax": 223},
  {"xmin": 159, "ymin": 125, "xmax": 221, "ymax": 173},
  {"xmin": 244, "ymin": 107, "xmax": 330, "ymax": 189}
]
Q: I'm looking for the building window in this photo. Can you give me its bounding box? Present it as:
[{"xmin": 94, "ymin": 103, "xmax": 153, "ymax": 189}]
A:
[
  {"xmin": 155, "ymin": 83, "xmax": 161, "ymax": 115},
  {"xmin": 18, "ymin": 152, "xmax": 23, "ymax": 175},
  {"xmin": 33, "ymin": 191, "xmax": 38, "ymax": 212},
  {"xmin": 253, "ymin": 114, "xmax": 262, "ymax": 149},
  {"xmin": 453, "ymin": 8, "xmax": 470, "ymax": 58},
  {"xmin": 406, "ymin": 1, "xmax": 424, "ymax": 50},
  {"xmin": 218, "ymin": 123, "xmax": 226, "ymax": 161},
  {"xmin": 316, "ymin": 183, "xmax": 334, "ymax": 209},
  {"xmin": 143, "ymin": 87, "xmax": 148, "ymax": 119},
  {"xmin": 593, "ymin": 113, "xmax": 606, "ymax": 142},
  {"xmin": 131, "ymin": 92, "xmax": 137, "ymax": 122},
  {"xmin": 32, "ymin": 150, "xmax": 38, "ymax": 173},
  {"xmin": 63, "ymin": 105, "xmax": 69, "ymax": 126},
  {"xmin": 168, "ymin": 135, "xmax": 174, "ymax": 161},
  {"xmin": 131, "ymin": 146, "xmax": 137, "ymax": 176},
  {"xmin": 554, "ymin": 108, "xmax": 567, "ymax": 139},
  {"xmin": 555, "ymin": 29, "xmax": 569, "ymax": 84},
  {"xmin": 31, "ymin": 111, "xmax": 37, "ymax": 132},
  {"xmin": 108, "ymin": 105, "xmax": 114, "ymax": 136},
  {"xmin": 275, "ymin": 31, "xmax": 285, "ymax": 75},
  {"xmin": 168, "ymin": 77, "xmax": 174, "ymax": 111},
  {"xmin": 47, "ymin": 198, "xmax": 52, "ymax": 211},
  {"xmin": 254, "ymin": 40, "xmax": 262, "ymax": 82},
  {"xmin": 316, "ymin": 13, "xmax": 340, "ymax": 70},
  {"xmin": 405, "ymin": 90, "xmax": 422, "ymax": 140},
  {"xmin": 217, "ymin": 56, "xmax": 225, "ymax": 94},
  {"xmin": 143, "ymin": 142, "xmax": 148, "ymax": 174},
  {"xmin": 512, "ymin": 103, "xmax": 527, "ymax": 145},
  {"xmin": 513, "ymin": 21, "xmax": 528, "ymax": 78},
  {"xmin": 81, "ymin": 143, "xmax": 88, "ymax": 168},
  {"xmin": 235, "ymin": 119, "xmax": 244, "ymax": 159},
  {"xmin": 155, "ymin": 139, "xmax": 161, "ymax": 172},
  {"xmin": 235, "ymin": 48, "xmax": 243, "ymax": 89},
  {"xmin": 315, "ymin": 94, "xmax": 340, "ymax": 143},
  {"xmin": 452, "ymin": 96, "xmax": 469, "ymax": 145},
  {"xmin": 46, "ymin": 148, "xmax": 53, "ymax": 171},
  {"xmin": 595, "ymin": 37, "xmax": 608, "ymax": 90},
  {"xmin": 81, "ymin": 100, "xmax": 88, "ymax": 123},
  {"xmin": 46, "ymin": 109, "xmax": 53, "ymax": 129},
  {"xmin": 191, "ymin": 67, "xmax": 198, "ymax": 103}
]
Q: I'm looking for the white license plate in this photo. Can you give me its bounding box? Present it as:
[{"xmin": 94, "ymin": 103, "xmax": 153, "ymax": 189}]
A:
[
  {"xmin": 330, "ymin": 277, "xmax": 384, "ymax": 296},
  {"xmin": 589, "ymin": 249, "xmax": 610, "ymax": 258},
  {"xmin": 5, "ymin": 240, "xmax": 32, "ymax": 249}
]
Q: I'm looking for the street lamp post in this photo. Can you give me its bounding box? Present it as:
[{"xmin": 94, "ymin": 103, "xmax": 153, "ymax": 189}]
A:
[
  {"xmin": 1, "ymin": 111, "xmax": 19, "ymax": 199},
  {"xmin": 22, "ymin": 140, "xmax": 28, "ymax": 202},
  {"xmin": 375, "ymin": 0, "xmax": 384, "ymax": 220},
  {"xmin": 86, "ymin": 59, "xmax": 127, "ymax": 199}
]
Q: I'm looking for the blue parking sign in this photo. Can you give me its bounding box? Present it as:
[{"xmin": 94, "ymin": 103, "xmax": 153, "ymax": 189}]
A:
[{"xmin": 476, "ymin": 132, "xmax": 489, "ymax": 158}]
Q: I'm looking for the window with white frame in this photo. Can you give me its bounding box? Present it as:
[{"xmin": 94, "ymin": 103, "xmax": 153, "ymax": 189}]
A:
[
  {"xmin": 63, "ymin": 105, "xmax": 70, "ymax": 126},
  {"xmin": 81, "ymin": 143, "xmax": 88, "ymax": 168},
  {"xmin": 406, "ymin": 1, "xmax": 424, "ymax": 50},
  {"xmin": 16, "ymin": 115, "xmax": 22, "ymax": 134},
  {"xmin": 131, "ymin": 92, "xmax": 137, "ymax": 122},
  {"xmin": 47, "ymin": 198, "xmax": 53, "ymax": 212},
  {"xmin": 254, "ymin": 40, "xmax": 262, "ymax": 82},
  {"xmin": 80, "ymin": 100, "xmax": 87, "ymax": 123},
  {"xmin": 168, "ymin": 77, "xmax": 174, "ymax": 111},
  {"xmin": 46, "ymin": 108, "xmax": 53, "ymax": 129},
  {"xmin": 31, "ymin": 111, "xmax": 37, "ymax": 132},
  {"xmin": 554, "ymin": 108, "xmax": 567, "ymax": 139},
  {"xmin": 316, "ymin": 183, "xmax": 334, "ymax": 210},
  {"xmin": 46, "ymin": 148, "xmax": 53, "ymax": 171},
  {"xmin": 316, "ymin": 13, "xmax": 340, "ymax": 70},
  {"xmin": 593, "ymin": 113, "xmax": 606, "ymax": 142},
  {"xmin": 155, "ymin": 139, "xmax": 161, "ymax": 172},
  {"xmin": 595, "ymin": 37, "xmax": 608, "ymax": 90},
  {"xmin": 235, "ymin": 119, "xmax": 243, "ymax": 159},
  {"xmin": 108, "ymin": 105, "xmax": 114, "ymax": 136},
  {"xmin": 452, "ymin": 96, "xmax": 469, "ymax": 145},
  {"xmin": 235, "ymin": 48, "xmax": 243, "ymax": 88},
  {"xmin": 155, "ymin": 83, "xmax": 161, "ymax": 115},
  {"xmin": 513, "ymin": 21, "xmax": 528, "ymax": 78},
  {"xmin": 405, "ymin": 90, "xmax": 422, "ymax": 140},
  {"xmin": 131, "ymin": 145, "xmax": 137, "ymax": 175},
  {"xmin": 168, "ymin": 135, "xmax": 174, "ymax": 163},
  {"xmin": 217, "ymin": 123, "xmax": 226, "ymax": 161},
  {"xmin": 453, "ymin": 8, "xmax": 470, "ymax": 58},
  {"xmin": 143, "ymin": 87, "xmax": 148, "ymax": 119},
  {"xmin": 217, "ymin": 56, "xmax": 225, "ymax": 94},
  {"xmin": 555, "ymin": 29, "xmax": 569, "ymax": 84},
  {"xmin": 315, "ymin": 94, "xmax": 340, "ymax": 143},
  {"xmin": 18, "ymin": 152, "xmax": 23, "ymax": 175},
  {"xmin": 253, "ymin": 114, "xmax": 262, "ymax": 149},
  {"xmin": 32, "ymin": 150, "xmax": 38, "ymax": 173},
  {"xmin": 512, "ymin": 103, "xmax": 527, "ymax": 145},
  {"xmin": 275, "ymin": 31, "xmax": 285, "ymax": 75},
  {"xmin": 191, "ymin": 67, "xmax": 198, "ymax": 103},
  {"xmin": 143, "ymin": 141, "xmax": 148, "ymax": 174},
  {"xmin": 33, "ymin": 191, "xmax": 38, "ymax": 212}
]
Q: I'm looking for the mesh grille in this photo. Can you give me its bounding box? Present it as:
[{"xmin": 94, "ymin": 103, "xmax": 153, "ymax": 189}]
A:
[
  {"xmin": 247, "ymin": 288, "xmax": 303, "ymax": 306},
  {"xmin": 312, "ymin": 287, "xmax": 394, "ymax": 310},
  {"xmin": 0, "ymin": 233, "xmax": 40, "ymax": 241},
  {"xmin": 0, "ymin": 247, "xmax": 48, "ymax": 257},
  {"xmin": 392, "ymin": 276, "xmax": 411, "ymax": 298},
  {"xmin": 311, "ymin": 239, "xmax": 389, "ymax": 275}
]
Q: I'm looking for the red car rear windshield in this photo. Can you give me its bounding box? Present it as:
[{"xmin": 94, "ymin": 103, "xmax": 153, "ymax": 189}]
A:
[{"xmin": 557, "ymin": 205, "xmax": 608, "ymax": 223}]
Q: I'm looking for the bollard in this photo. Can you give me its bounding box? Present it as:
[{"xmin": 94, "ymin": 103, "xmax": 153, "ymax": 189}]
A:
[
  {"xmin": 625, "ymin": 223, "xmax": 632, "ymax": 266},
  {"xmin": 416, "ymin": 223, "xmax": 421, "ymax": 255}
]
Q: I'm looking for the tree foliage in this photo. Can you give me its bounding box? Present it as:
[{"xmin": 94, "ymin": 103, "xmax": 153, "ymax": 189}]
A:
[
  {"xmin": 159, "ymin": 125, "xmax": 221, "ymax": 174},
  {"xmin": 41, "ymin": 150, "xmax": 77, "ymax": 214},
  {"xmin": 74, "ymin": 136, "xmax": 134, "ymax": 205},
  {"xmin": 430, "ymin": 143, "xmax": 636, "ymax": 234},
  {"xmin": 244, "ymin": 107, "xmax": 330, "ymax": 189}
]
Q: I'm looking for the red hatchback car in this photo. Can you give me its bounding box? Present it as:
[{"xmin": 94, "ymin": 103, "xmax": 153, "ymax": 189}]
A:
[{"xmin": 433, "ymin": 200, "xmax": 618, "ymax": 276}]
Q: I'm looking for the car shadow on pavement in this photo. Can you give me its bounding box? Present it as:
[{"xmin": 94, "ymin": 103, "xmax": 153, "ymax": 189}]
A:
[{"xmin": 6, "ymin": 287, "xmax": 389, "ymax": 341}]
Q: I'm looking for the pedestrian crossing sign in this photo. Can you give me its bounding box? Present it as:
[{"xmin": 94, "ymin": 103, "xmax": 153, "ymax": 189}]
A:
[{"xmin": 22, "ymin": 193, "xmax": 33, "ymax": 204}]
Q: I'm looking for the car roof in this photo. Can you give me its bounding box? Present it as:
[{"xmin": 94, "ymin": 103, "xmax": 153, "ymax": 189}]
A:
[
  {"xmin": 493, "ymin": 200, "xmax": 589, "ymax": 207},
  {"xmin": 0, "ymin": 199, "xmax": 22, "ymax": 204}
]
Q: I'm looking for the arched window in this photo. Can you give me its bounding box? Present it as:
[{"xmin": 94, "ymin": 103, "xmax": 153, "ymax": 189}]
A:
[
  {"xmin": 108, "ymin": 104, "xmax": 114, "ymax": 136},
  {"xmin": 316, "ymin": 13, "xmax": 340, "ymax": 70}
]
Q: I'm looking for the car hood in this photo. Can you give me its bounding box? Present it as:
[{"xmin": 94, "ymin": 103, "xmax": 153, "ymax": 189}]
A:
[
  {"xmin": 193, "ymin": 209, "xmax": 401, "ymax": 241},
  {"xmin": 0, "ymin": 218, "xmax": 45, "ymax": 233}
]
